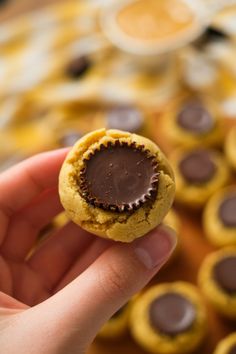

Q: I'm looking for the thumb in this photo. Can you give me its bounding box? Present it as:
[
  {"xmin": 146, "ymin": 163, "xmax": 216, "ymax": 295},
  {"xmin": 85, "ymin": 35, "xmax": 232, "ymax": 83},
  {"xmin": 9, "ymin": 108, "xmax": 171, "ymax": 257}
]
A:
[{"xmin": 26, "ymin": 225, "xmax": 176, "ymax": 354}]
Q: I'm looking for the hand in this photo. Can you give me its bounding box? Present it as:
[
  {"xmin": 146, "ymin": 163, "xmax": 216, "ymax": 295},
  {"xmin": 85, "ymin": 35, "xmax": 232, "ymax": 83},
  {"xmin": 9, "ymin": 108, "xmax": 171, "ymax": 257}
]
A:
[{"xmin": 0, "ymin": 149, "xmax": 176, "ymax": 354}]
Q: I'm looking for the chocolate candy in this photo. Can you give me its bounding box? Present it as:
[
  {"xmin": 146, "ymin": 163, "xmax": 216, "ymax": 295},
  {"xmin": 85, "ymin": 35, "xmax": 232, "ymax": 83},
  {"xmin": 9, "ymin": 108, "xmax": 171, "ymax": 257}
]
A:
[
  {"xmin": 213, "ymin": 256, "xmax": 236, "ymax": 294},
  {"xmin": 80, "ymin": 141, "xmax": 159, "ymax": 212},
  {"xmin": 66, "ymin": 56, "xmax": 90, "ymax": 79},
  {"xmin": 229, "ymin": 345, "xmax": 236, "ymax": 354},
  {"xmin": 59, "ymin": 131, "xmax": 83, "ymax": 147},
  {"xmin": 149, "ymin": 293, "xmax": 196, "ymax": 336},
  {"xmin": 218, "ymin": 195, "xmax": 236, "ymax": 228},
  {"xmin": 107, "ymin": 105, "xmax": 144, "ymax": 134},
  {"xmin": 177, "ymin": 102, "xmax": 214, "ymax": 134},
  {"xmin": 179, "ymin": 150, "xmax": 216, "ymax": 184}
]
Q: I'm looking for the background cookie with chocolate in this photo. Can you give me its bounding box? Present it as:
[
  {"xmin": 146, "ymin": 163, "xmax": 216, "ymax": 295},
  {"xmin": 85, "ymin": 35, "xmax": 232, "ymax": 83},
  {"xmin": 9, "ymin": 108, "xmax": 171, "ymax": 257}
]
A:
[
  {"xmin": 199, "ymin": 248, "xmax": 236, "ymax": 319},
  {"xmin": 170, "ymin": 147, "xmax": 230, "ymax": 209},
  {"xmin": 203, "ymin": 186, "xmax": 236, "ymax": 247},
  {"xmin": 163, "ymin": 97, "xmax": 223, "ymax": 149},
  {"xmin": 130, "ymin": 282, "xmax": 207, "ymax": 354}
]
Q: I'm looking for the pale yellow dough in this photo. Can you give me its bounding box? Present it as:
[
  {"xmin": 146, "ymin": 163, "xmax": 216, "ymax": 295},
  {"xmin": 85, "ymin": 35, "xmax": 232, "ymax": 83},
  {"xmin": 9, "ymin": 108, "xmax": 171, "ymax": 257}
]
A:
[
  {"xmin": 59, "ymin": 129, "xmax": 175, "ymax": 242},
  {"xmin": 225, "ymin": 126, "xmax": 236, "ymax": 171},
  {"xmin": 214, "ymin": 333, "xmax": 236, "ymax": 354},
  {"xmin": 170, "ymin": 148, "xmax": 230, "ymax": 209},
  {"xmin": 203, "ymin": 186, "xmax": 236, "ymax": 247},
  {"xmin": 198, "ymin": 248, "xmax": 236, "ymax": 319},
  {"xmin": 130, "ymin": 282, "xmax": 207, "ymax": 354}
]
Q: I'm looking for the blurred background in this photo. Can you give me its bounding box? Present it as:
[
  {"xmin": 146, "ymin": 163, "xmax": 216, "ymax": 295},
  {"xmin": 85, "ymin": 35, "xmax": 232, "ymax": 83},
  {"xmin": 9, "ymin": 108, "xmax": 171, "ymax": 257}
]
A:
[{"xmin": 1, "ymin": 1, "xmax": 236, "ymax": 354}]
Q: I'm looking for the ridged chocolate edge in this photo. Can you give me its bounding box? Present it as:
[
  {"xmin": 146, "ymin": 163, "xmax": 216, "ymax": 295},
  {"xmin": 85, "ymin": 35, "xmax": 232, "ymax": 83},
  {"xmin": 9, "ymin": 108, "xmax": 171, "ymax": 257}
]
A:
[{"xmin": 78, "ymin": 140, "xmax": 159, "ymax": 212}]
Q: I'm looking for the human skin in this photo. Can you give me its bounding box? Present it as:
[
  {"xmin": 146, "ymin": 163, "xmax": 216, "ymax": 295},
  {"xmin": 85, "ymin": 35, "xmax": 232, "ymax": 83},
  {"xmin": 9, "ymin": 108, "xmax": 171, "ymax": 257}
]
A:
[{"xmin": 0, "ymin": 149, "xmax": 176, "ymax": 354}]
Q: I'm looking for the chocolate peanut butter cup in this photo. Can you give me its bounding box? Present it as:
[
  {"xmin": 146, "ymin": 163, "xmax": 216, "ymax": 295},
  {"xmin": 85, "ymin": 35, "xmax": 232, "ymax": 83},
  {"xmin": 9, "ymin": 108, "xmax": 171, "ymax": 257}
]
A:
[
  {"xmin": 218, "ymin": 195, "xmax": 236, "ymax": 228},
  {"xmin": 149, "ymin": 293, "xmax": 196, "ymax": 336},
  {"xmin": 177, "ymin": 102, "xmax": 214, "ymax": 135},
  {"xmin": 179, "ymin": 149, "xmax": 216, "ymax": 184},
  {"xmin": 66, "ymin": 56, "xmax": 91, "ymax": 79},
  {"xmin": 80, "ymin": 141, "xmax": 159, "ymax": 212},
  {"xmin": 107, "ymin": 105, "xmax": 144, "ymax": 134},
  {"xmin": 213, "ymin": 256, "xmax": 236, "ymax": 294}
]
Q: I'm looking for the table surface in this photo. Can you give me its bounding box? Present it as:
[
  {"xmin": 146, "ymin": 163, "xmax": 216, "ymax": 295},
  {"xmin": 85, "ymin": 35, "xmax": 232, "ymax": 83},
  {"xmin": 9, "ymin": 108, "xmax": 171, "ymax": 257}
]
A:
[{"xmin": 1, "ymin": 1, "xmax": 236, "ymax": 354}]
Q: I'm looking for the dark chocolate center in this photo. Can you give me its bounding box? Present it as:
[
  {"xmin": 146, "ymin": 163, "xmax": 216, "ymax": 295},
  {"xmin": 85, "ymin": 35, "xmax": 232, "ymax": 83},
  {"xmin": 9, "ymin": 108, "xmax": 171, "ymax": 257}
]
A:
[
  {"xmin": 213, "ymin": 256, "xmax": 236, "ymax": 294},
  {"xmin": 80, "ymin": 142, "xmax": 158, "ymax": 212},
  {"xmin": 66, "ymin": 56, "xmax": 90, "ymax": 79},
  {"xmin": 229, "ymin": 344, "xmax": 236, "ymax": 354},
  {"xmin": 218, "ymin": 195, "xmax": 236, "ymax": 228},
  {"xmin": 149, "ymin": 293, "xmax": 196, "ymax": 336},
  {"xmin": 107, "ymin": 105, "xmax": 144, "ymax": 134},
  {"xmin": 177, "ymin": 102, "xmax": 214, "ymax": 134},
  {"xmin": 179, "ymin": 150, "xmax": 216, "ymax": 184}
]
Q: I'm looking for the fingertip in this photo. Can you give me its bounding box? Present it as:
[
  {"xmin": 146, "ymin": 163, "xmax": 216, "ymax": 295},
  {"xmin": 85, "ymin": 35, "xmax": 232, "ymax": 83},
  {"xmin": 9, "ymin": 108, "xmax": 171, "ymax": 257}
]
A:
[{"xmin": 133, "ymin": 224, "xmax": 177, "ymax": 270}]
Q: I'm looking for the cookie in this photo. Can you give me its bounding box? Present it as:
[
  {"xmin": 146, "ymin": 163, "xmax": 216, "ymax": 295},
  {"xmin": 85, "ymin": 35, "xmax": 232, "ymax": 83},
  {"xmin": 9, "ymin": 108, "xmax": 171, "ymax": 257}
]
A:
[
  {"xmin": 130, "ymin": 282, "xmax": 207, "ymax": 354},
  {"xmin": 203, "ymin": 186, "xmax": 236, "ymax": 247},
  {"xmin": 45, "ymin": 102, "xmax": 151, "ymax": 148},
  {"xmin": 214, "ymin": 333, "xmax": 236, "ymax": 354},
  {"xmin": 198, "ymin": 248, "xmax": 236, "ymax": 319},
  {"xmin": 59, "ymin": 129, "xmax": 175, "ymax": 242},
  {"xmin": 225, "ymin": 126, "xmax": 236, "ymax": 171},
  {"xmin": 163, "ymin": 98, "xmax": 223, "ymax": 148},
  {"xmin": 98, "ymin": 303, "xmax": 130, "ymax": 340},
  {"xmin": 170, "ymin": 147, "xmax": 230, "ymax": 208}
]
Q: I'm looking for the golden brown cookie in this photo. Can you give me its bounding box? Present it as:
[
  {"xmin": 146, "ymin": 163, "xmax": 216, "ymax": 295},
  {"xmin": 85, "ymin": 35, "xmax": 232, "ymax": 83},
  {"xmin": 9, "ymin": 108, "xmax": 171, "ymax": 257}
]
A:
[
  {"xmin": 214, "ymin": 333, "xmax": 236, "ymax": 354},
  {"xmin": 198, "ymin": 248, "xmax": 236, "ymax": 319},
  {"xmin": 225, "ymin": 126, "xmax": 236, "ymax": 171},
  {"xmin": 163, "ymin": 97, "xmax": 223, "ymax": 148},
  {"xmin": 170, "ymin": 147, "xmax": 230, "ymax": 208},
  {"xmin": 44, "ymin": 102, "xmax": 152, "ymax": 148},
  {"xmin": 59, "ymin": 129, "xmax": 175, "ymax": 242},
  {"xmin": 130, "ymin": 282, "xmax": 207, "ymax": 354},
  {"xmin": 203, "ymin": 186, "xmax": 236, "ymax": 247}
]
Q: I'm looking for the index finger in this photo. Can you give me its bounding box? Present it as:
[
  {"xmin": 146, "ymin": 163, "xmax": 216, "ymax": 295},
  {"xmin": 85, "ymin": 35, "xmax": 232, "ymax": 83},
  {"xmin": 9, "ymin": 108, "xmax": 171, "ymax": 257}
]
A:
[{"xmin": 0, "ymin": 148, "xmax": 69, "ymax": 216}]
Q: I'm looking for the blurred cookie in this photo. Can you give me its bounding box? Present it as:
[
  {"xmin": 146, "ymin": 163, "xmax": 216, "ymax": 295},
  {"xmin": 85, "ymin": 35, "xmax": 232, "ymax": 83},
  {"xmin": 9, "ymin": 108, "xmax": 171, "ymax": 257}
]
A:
[
  {"xmin": 225, "ymin": 126, "xmax": 236, "ymax": 171},
  {"xmin": 170, "ymin": 147, "xmax": 230, "ymax": 208},
  {"xmin": 45, "ymin": 102, "xmax": 151, "ymax": 148},
  {"xmin": 59, "ymin": 128, "xmax": 175, "ymax": 242},
  {"xmin": 130, "ymin": 282, "xmax": 207, "ymax": 354},
  {"xmin": 163, "ymin": 98, "xmax": 223, "ymax": 148},
  {"xmin": 199, "ymin": 248, "xmax": 236, "ymax": 319},
  {"xmin": 203, "ymin": 186, "xmax": 236, "ymax": 247},
  {"xmin": 214, "ymin": 333, "xmax": 236, "ymax": 354}
]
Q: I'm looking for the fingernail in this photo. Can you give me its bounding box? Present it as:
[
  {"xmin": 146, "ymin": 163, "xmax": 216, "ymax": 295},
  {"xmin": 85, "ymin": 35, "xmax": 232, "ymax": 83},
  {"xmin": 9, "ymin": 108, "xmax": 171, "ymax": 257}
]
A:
[{"xmin": 134, "ymin": 224, "xmax": 177, "ymax": 270}]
